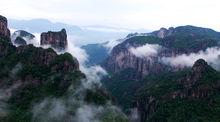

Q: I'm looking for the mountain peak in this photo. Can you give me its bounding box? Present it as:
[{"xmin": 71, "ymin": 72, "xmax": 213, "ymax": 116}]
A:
[
  {"xmin": 152, "ymin": 27, "xmax": 174, "ymax": 38},
  {"xmin": 0, "ymin": 15, "xmax": 10, "ymax": 40},
  {"xmin": 0, "ymin": 15, "xmax": 7, "ymax": 21},
  {"xmin": 40, "ymin": 29, "xmax": 68, "ymax": 51},
  {"xmin": 192, "ymin": 59, "xmax": 211, "ymax": 74}
]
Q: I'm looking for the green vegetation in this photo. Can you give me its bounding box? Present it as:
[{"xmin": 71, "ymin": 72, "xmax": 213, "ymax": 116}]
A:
[
  {"xmin": 101, "ymin": 108, "xmax": 129, "ymax": 122},
  {"xmin": 137, "ymin": 64, "xmax": 220, "ymax": 122},
  {"xmin": 124, "ymin": 26, "xmax": 220, "ymax": 51},
  {"xmin": 85, "ymin": 89, "xmax": 111, "ymax": 105},
  {"xmin": 0, "ymin": 37, "xmax": 128, "ymax": 122},
  {"xmin": 102, "ymin": 68, "xmax": 143, "ymax": 110}
]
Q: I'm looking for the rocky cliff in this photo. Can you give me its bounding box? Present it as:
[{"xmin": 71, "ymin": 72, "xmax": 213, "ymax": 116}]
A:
[
  {"xmin": 40, "ymin": 29, "xmax": 67, "ymax": 50},
  {"xmin": 0, "ymin": 15, "xmax": 128, "ymax": 122},
  {"xmin": 136, "ymin": 59, "xmax": 220, "ymax": 122},
  {"xmin": 151, "ymin": 27, "xmax": 174, "ymax": 38},
  {"xmin": 0, "ymin": 15, "xmax": 10, "ymax": 40},
  {"xmin": 104, "ymin": 26, "xmax": 220, "ymax": 79}
]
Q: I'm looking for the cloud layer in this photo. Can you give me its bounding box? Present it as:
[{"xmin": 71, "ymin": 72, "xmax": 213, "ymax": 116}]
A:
[
  {"xmin": 161, "ymin": 47, "xmax": 220, "ymax": 69},
  {"xmin": 129, "ymin": 44, "xmax": 162, "ymax": 58},
  {"xmin": 2, "ymin": 0, "xmax": 220, "ymax": 31}
]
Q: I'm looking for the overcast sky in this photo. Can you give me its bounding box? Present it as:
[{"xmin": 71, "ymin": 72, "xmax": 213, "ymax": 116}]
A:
[{"xmin": 1, "ymin": 0, "xmax": 220, "ymax": 31}]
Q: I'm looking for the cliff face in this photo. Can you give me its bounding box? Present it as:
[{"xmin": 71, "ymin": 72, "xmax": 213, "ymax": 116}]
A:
[
  {"xmin": 105, "ymin": 47, "xmax": 169, "ymax": 79},
  {"xmin": 40, "ymin": 29, "xmax": 67, "ymax": 50},
  {"xmin": 136, "ymin": 59, "xmax": 220, "ymax": 122},
  {"xmin": 104, "ymin": 40, "xmax": 192, "ymax": 80},
  {"xmin": 0, "ymin": 15, "xmax": 10, "ymax": 40},
  {"xmin": 104, "ymin": 26, "xmax": 220, "ymax": 79}
]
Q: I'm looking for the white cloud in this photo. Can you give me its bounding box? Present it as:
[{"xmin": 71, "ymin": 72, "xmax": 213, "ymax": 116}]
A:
[
  {"xmin": 67, "ymin": 40, "xmax": 89, "ymax": 65},
  {"xmin": 10, "ymin": 28, "xmax": 41, "ymax": 47},
  {"xmin": 74, "ymin": 105, "xmax": 103, "ymax": 122},
  {"xmin": 103, "ymin": 39, "xmax": 123, "ymax": 53},
  {"xmin": 161, "ymin": 47, "xmax": 220, "ymax": 69},
  {"xmin": 1, "ymin": 0, "xmax": 220, "ymax": 31},
  {"xmin": 65, "ymin": 37, "xmax": 108, "ymax": 89},
  {"xmin": 32, "ymin": 97, "xmax": 127, "ymax": 122},
  {"xmin": 129, "ymin": 44, "xmax": 162, "ymax": 58},
  {"xmin": 80, "ymin": 65, "xmax": 108, "ymax": 88}
]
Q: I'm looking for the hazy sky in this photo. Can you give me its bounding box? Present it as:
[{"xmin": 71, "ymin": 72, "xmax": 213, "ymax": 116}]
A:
[{"xmin": 1, "ymin": 0, "xmax": 220, "ymax": 31}]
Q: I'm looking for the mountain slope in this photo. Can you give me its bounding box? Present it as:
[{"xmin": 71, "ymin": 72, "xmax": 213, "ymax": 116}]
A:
[
  {"xmin": 136, "ymin": 59, "xmax": 220, "ymax": 122},
  {"xmin": 0, "ymin": 37, "xmax": 84, "ymax": 121}
]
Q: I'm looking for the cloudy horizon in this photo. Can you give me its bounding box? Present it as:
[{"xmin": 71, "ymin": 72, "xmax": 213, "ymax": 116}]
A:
[{"xmin": 1, "ymin": 0, "xmax": 220, "ymax": 31}]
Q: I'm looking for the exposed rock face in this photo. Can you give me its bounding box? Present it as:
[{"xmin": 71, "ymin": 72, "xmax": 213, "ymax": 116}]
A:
[
  {"xmin": 104, "ymin": 37, "xmax": 189, "ymax": 79},
  {"xmin": 0, "ymin": 15, "xmax": 10, "ymax": 39},
  {"xmin": 151, "ymin": 27, "xmax": 174, "ymax": 38},
  {"xmin": 40, "ymin": 29, "xmax": 67, "ymax": 50},
  {"xmin": 103, "ymin": 26, "xmax": 220, "ymax": 79},
  {"xmin": 104, "ymin": 47, "xmax": 169, "ymax": 79}
]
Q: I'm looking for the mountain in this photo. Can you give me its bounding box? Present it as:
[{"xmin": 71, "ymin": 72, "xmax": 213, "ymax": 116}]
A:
[
  {"xmin": 11, "ymin": 30, "xmax": 35, "ymax": 46},
  {"xmin": 136, "ymin": 59, "xmax": 220, "ymax": 121},
  {"xmin": 0, "ymin": 15, "xmax": 128, "ymax": 122},
  {"xmin": 104, "ymin": 26, "xmax": 220, "ymax": 79},
  {"xmin": 102, "ymin": 25, "xmax": 220, "ymax": 112},
  {"xmin": 9, "ymin": 19, "xmax": 81, "ymax": 33}
]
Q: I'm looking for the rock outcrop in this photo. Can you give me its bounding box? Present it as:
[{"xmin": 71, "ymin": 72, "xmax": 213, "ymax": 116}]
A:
[
  {"xmin": 40, "ymin": 29, "xmax": 67, "ymax": 50},
  {"xmin": 151, "ymin": 27, "xmax": 174, "ymax": 38},
  {"xmin": 0, "ymin": 15, "xmax": 10, "ymax": 39},
  {"xmin": 16, "ymin": 44, "xmax": 79, "ymax": 70}
]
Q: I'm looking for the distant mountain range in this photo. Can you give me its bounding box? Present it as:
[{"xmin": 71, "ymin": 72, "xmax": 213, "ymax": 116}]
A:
[{"xmin": 8, "ymin": 18, "xmax": 149, "ymax": 45}]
